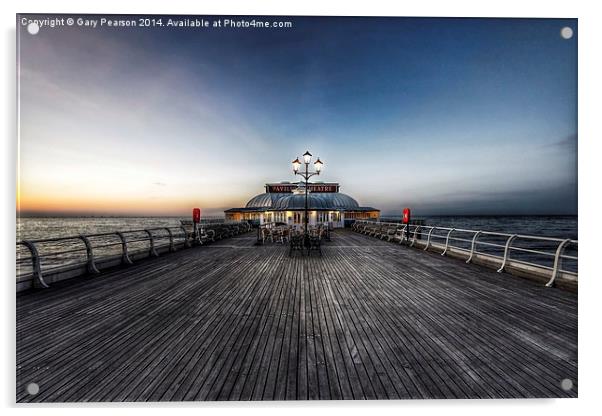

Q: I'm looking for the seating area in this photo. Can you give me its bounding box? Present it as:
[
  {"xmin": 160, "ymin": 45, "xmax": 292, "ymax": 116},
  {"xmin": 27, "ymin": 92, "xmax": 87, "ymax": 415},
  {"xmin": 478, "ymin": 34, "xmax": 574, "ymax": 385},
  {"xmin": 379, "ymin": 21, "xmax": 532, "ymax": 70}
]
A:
[
  {"xmin": 208, "ymin": 223, "xmax": 252, "ymax": 240},
  {"xmin": 181, "ymin": 221, "xmax": 252, "ymax": 245},
  {"xmin": 352, "ymin": 221, "xmax": 407, "ymax": 243},
  {"xmin": 258, "ymin": 223, "xmax": 331, "ymax": 256},
  {"xmin": 259, "ymin": 224, "xmax": 292, "ymax": 244}
]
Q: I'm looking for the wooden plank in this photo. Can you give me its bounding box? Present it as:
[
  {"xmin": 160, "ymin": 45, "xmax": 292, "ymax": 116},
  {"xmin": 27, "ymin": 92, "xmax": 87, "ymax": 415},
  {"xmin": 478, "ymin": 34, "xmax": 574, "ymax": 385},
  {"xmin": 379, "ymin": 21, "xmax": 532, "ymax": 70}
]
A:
[{"xmin": 225, "ymin": 250, "xmax": 290, "ymax": 400}]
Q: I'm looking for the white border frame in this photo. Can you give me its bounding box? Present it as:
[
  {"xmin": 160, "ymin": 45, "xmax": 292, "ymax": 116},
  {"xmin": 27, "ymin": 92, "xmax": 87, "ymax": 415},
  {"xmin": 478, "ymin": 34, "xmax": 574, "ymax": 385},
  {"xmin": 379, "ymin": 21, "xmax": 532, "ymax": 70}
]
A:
[{"xmin": 2, "ymin": 1, "xmax": 600, "ymax": 415}]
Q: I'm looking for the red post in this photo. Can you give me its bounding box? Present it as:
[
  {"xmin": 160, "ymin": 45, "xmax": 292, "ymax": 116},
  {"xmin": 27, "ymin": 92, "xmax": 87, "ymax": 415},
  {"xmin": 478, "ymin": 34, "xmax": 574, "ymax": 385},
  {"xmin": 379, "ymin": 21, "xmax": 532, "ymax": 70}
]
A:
[
  {"xmin": 192, "ymin": 208, "xmax": 201, "ymax": 244},
  {"xmin": 402, "ymin": 208, "xmax": 411, "ymax": 224},
  {"xmin": 402, "ymin": 208, "xmax": 411, "ymax": 242},
  {"xmin": 193, "ymin": 208, "xmax": 201, "ymax": 223}
]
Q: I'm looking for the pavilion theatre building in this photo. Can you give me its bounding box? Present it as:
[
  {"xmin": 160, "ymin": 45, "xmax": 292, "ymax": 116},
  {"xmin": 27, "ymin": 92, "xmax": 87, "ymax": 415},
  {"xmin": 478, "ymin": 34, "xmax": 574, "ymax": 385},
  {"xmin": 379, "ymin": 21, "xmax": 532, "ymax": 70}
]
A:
[{"xmin": 225, "ymin": 182, "xmax": 380, "ymax": 228}]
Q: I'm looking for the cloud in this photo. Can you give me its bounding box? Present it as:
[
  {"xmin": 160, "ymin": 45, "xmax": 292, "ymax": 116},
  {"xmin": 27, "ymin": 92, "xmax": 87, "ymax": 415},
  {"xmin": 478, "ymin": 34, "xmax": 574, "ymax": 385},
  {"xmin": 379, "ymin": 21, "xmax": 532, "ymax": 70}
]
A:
[
  {"xmin": 378, "ymin": 181, "xmax": 577, "ymax": 216},
  {"xmin": 546, "ymin": 133, "xmax": 577, "ymax": 150}
]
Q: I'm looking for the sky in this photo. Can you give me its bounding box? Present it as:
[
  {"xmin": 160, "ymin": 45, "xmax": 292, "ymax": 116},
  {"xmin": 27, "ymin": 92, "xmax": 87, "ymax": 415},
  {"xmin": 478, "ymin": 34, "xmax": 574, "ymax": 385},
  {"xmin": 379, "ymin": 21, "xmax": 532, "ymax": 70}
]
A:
[{"xmin": 17, "ymin": 15, "xmax": 577, "ymax": 216}]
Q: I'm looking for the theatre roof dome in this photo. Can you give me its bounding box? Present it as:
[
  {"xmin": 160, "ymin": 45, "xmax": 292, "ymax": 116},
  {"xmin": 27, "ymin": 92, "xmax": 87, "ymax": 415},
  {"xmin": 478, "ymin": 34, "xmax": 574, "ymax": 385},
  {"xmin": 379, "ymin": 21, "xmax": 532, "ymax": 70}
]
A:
[
  {"xmin": 272, "ymin": 193, "xmax": 360, "ymax": 210},
  {"xmin": 245, "ymin": 193, "xmax": 290, "ymax": 209},
  {"xmin": 244, "ymin": 191, "xmax": 368, "ymax": 211}
]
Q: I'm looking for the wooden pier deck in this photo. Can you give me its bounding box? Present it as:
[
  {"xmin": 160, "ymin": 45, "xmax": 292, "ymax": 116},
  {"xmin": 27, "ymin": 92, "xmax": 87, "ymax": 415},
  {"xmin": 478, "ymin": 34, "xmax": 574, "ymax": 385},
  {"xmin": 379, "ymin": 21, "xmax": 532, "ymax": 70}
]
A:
[{"xmin": 16, "ymin": 230, "xmax": 577, "ymax": 402}]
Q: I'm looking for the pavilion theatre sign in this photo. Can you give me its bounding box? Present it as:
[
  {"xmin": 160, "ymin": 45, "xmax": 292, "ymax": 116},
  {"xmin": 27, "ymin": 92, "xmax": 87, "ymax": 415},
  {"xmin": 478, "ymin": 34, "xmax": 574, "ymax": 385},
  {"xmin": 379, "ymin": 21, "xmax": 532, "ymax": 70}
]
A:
[{"xmin": 266, "ymin": 183, "xmax": 339, "ymax": 193}]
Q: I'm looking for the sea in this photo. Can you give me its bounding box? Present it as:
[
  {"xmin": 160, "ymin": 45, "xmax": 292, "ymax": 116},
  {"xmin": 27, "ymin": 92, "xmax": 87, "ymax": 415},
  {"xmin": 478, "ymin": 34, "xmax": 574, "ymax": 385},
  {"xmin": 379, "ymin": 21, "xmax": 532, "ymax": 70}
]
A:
[
  {"xmin": 16, "ymin": 216, "xmax": 191, "ymax": 241},
  {"xmin": 15, "ymin": 215, "xmax": 578, "ymax": 276}
]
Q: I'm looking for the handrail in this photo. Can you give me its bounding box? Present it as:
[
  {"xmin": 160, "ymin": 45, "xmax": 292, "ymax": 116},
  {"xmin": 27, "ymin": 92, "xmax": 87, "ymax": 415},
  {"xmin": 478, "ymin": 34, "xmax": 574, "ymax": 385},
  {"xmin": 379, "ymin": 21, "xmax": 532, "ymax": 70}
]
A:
[
  {"xmin": 165, "ymin": 227, "xmax": 175, "ymax": 252},
  {"xmin": 116, "ymin": 232, "xmax": 133, "ymax": 265},
  {"xmin": 20, "ymin": 226, "xmax": 182, "ymax": 245},
  {"xmin": 424, "ymin": 227, "xmax": 436, "ymax": 250},
  {"xmin": 466, "ymin": 231, "xmax": 482, "ymax": 264},
  {"xmin": 180, "ymin": 225, "xmax": 191, "ymax": 248},
  {"xmin": 441, "ymin": 228, "xmax": 455, "ymax": 256},
  {"xmin": 145, "ymin": 229, "xmax": 159, "ymax": 257},
  {"xmin": 497, "ymin": 234, "xmax": 518, "ymax": 273},
  {"xmin": 410, "ymin": 226, "xmax": 421, "ymax": 247},
  {"xmin": 18, "ymin": 241, "xmax": 48, "ymax": 288},
  {"xmin": 546, "ymin": 239, "xmax": 573, "ymax": 287},
  {"xmin": 352, "ymin": 219, "xmax": 578, "ymax": 286},
  {"xmin": 15, "ymin": 221, "xmax": 251, "ymax": 289},
  {"xmin": 79, "ymin": 235, "xmax": 100, "ymax": 275}
]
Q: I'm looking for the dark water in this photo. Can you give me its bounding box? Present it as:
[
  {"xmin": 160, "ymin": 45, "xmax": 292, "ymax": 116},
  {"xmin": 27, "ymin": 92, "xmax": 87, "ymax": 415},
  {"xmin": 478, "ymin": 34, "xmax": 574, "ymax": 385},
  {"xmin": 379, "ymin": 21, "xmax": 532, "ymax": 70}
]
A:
[
  {"xmin": 16, "ymin": 217, "xmax": 189, "ymax": 241},
  {"xmin": 16, "ymin": 216, "xmax": 578, "ymax": 278},
  {"xmin": 417, "ymin": 215, "xmax": 576, "ymax": 240}
]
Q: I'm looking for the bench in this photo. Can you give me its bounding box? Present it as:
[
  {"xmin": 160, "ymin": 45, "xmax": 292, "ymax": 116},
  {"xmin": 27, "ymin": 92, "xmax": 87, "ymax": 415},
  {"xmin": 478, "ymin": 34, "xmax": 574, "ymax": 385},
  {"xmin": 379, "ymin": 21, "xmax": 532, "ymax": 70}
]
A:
[
  {"xmin": 307, "ymin": 235, "xmax": 322, "ymax": 256},
  {"xmin": 289, "ymin": 234, "xmax": 304, "ymax": 256}
]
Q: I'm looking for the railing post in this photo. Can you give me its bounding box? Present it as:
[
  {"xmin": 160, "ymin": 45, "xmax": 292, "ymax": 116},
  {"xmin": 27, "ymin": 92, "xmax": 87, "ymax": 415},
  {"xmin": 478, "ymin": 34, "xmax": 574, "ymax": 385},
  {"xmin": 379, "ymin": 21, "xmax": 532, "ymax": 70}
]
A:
[
  {"xmin": 165, "ymin": 227, "xmax": 175, "ymax": 252},
  {"xmin": 497, "ymin": 234, "xmax": 518, "ymax": 273},
  {"xmin": 441, "ymin": 228, "xmax": 455, "ymax": 256},
  {"xmin": 116, "ymin": 232, "xmax": 133, "ymax": 265},
  {"xmin": 180, "ymin": 225, "xmax": 191, "ymax": 248},
  {"xmin": 145, "ymin": 229, "xmax": 159, "ymax": 257},
  {"xmin": 193, "ymin": 222, "xmax": 200, "ymax": 244},
  {"xmin": 398, "ymin": 225, "xmax": 407, "ymax": 244},
  {"xmin": 79, "ymin": 235, "xmax": 100, "ymax": 275},
  {"xmin": 466, "ymin": 231, "xmax": 482, "ymax": 263},
  {"xmin": 546, "ymin": 239, "xmax": 572, "ymax": 287},
  {"xmin": 197, "ymin": 224, "xmax": 206, "ymax": 245},
  {"xmin": 21, "ymin": 241, "xmax": 48, "ymax": 289},
  {"xmin": 424, "ymin": 227, "xmax": 436, "ymax": 251},
  {"xmin": 410, "ymin": 226, "xmax": 421, "ymax": 247}
]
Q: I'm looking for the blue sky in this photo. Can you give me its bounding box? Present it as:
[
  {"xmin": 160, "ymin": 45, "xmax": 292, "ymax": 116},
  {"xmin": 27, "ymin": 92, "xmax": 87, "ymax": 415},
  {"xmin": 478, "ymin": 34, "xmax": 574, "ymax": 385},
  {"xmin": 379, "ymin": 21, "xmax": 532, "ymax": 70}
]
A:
[{"xmin": 18, "ymin": 16, "xmax": 577, "ymax": 216}]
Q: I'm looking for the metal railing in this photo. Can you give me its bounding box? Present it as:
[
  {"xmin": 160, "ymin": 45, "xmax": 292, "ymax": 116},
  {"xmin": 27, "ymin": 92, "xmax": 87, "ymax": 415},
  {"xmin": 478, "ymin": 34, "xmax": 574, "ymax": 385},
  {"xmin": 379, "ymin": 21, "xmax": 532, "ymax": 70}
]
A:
[
  {"xmin": 16, "ymin": 222, "xmax": 251, "ymax": 291},
  {"xmin": 351, "ymin": 220, "xmax": 578, "ymax": 287},
  {"xmin": 181, "ymin": 216, "xmax": 227, "ymax": 224}
]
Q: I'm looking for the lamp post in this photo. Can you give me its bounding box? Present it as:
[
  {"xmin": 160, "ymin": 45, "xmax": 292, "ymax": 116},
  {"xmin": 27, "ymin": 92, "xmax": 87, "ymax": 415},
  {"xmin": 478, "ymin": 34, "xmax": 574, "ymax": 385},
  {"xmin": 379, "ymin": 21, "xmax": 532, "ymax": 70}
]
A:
[{"xmin": 292, "ymin": 150, "xmax": 324, "ymax": 246}]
